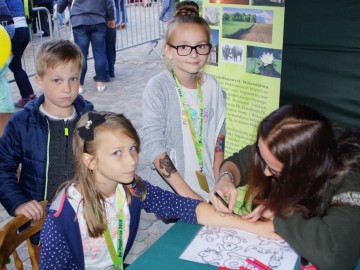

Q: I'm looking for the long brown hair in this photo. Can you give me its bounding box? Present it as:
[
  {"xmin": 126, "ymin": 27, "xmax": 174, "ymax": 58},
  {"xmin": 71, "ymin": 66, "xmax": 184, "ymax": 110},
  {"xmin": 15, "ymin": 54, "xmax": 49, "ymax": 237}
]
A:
[
  {"xmin": 57, "ymin": 112, "xmax": 147, "ymax": 238},
  {"xmin": 244, "ymin": 104, "xmax": 357, "ymax": 218}
]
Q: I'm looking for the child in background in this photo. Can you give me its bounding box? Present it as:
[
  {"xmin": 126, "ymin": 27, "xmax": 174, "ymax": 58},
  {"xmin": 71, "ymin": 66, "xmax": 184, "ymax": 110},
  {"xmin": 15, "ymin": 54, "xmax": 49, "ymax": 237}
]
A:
[
  {"xmin": 40, "ymin": 112, "xmax": 277, "ymax": 270},
  {"xmin": 0, "ymin": 39, "xmax": 93, "ymax": 254},
  {"xmin": 0, "ymin": 24, "xmax": 14, "ymax": 136},
  {"xmin": 5, "ymin": 0, "xmax": 36, "ymax": 108},
  {"xmin": 140, "ymin": 1, "xmax": 226, "ymax": 202}
]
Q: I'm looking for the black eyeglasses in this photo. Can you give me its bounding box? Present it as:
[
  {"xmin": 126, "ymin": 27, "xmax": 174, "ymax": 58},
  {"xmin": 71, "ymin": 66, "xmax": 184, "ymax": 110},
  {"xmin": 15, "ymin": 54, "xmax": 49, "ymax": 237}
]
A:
[
  {"xmin": 169, "ymin": 44, "xmax": 212, "ymax": 56},
  {"xmin": 255, "ymin": 145, "xmax": 281, "ymax": 178}
]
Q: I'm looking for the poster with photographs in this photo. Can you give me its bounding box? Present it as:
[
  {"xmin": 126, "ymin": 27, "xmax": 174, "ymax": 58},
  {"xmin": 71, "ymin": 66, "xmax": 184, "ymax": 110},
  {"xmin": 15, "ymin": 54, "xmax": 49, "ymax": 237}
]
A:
[{"xmin": 202, "ymin": 0, "xmax": 285, "ymax": 154}]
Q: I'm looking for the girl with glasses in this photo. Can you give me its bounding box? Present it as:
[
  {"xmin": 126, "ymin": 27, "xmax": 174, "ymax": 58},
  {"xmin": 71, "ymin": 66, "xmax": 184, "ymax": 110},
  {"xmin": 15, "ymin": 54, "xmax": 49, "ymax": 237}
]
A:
[
  {"xmin": 210, "ymin": 104, "xmax": 360, "ymax": 270},
  {"xmin": 140, "ymin": 1, "xmax": 226, "ymax": 210}
]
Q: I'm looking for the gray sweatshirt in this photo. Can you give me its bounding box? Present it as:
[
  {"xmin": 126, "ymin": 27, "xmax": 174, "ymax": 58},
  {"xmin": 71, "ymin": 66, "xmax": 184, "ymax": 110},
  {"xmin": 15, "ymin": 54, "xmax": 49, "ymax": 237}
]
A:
[{"xmin": 140, "ymin": 70, "xmax": 226, "ymax": 194}]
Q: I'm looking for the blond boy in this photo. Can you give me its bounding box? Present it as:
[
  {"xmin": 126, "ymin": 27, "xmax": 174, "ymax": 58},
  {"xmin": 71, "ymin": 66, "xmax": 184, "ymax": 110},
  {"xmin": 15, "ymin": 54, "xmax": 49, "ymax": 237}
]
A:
[{"xmin": 0, "ymin": 39, "xmax": 94, "ymax": 252}]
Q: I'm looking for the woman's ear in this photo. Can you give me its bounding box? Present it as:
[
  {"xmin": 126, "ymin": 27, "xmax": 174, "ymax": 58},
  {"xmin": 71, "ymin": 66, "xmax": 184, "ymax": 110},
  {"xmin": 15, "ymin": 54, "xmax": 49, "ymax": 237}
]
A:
[{"xmin": 82, "ymin": 153, "xmax": 96, "ymax": 170}]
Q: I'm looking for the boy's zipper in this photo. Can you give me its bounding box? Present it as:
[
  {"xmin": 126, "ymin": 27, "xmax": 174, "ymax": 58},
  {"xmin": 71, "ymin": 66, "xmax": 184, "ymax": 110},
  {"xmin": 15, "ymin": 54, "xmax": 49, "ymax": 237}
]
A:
[
  {"xmin": 64, "ymin": 120, "xmax": 69, "ymax": 175},
  {"xmin": 44, "ymin": 119, "xmax": 50, "ymax": 201}
]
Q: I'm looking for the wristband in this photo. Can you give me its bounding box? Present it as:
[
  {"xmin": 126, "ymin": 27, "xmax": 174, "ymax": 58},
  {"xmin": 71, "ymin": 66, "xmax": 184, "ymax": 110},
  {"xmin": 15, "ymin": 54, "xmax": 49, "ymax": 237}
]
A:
[{"xmin": 218, "ymin": 171, "xmax": 234, "ymax": 183}]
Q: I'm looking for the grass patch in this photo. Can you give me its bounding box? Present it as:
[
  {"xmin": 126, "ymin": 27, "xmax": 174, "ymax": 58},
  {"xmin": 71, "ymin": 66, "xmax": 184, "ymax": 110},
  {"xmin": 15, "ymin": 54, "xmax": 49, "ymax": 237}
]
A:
[{"xmin": 223, "ymin": 21, "xmax": 253, "ymax": 37}]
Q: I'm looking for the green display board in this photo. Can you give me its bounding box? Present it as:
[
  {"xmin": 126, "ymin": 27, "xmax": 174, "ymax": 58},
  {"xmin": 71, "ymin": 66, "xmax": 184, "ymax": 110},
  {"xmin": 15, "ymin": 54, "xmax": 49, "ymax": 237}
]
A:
[{"xmin": 201, "ymin": 0, "xmax": 285, "ymax": 155}]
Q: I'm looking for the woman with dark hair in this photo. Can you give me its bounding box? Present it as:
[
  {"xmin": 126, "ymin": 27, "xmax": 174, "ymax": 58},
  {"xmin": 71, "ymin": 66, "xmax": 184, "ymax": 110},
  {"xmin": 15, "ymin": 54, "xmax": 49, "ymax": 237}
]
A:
[{"xmin": 210, "ymin": 104, "xmax": 360, "ymax": 270}]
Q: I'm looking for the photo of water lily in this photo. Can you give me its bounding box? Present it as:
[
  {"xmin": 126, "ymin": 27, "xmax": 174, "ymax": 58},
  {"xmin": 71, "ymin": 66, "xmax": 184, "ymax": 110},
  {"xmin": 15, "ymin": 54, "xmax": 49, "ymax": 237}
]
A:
[{"xmin": 246, "ymin": 45, "xmax": 282, "ymax": 78}]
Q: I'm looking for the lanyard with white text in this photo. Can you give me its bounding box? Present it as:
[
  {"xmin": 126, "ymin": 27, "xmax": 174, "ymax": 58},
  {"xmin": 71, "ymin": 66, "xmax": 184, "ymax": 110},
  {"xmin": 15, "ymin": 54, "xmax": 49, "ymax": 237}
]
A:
[
  {"xmin": 103, "ymin": 187, "xmax": 125, "ymax": 270},
  {"xmin": 172, "ymin": 71, "xmax": 204, "ymax": 170}
]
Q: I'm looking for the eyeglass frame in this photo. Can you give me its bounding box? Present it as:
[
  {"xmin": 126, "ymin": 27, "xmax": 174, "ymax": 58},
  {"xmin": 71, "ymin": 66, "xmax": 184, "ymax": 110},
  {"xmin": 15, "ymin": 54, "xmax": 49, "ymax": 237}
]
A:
[
  {"xmin": 255, "ymin": 144, "xmax": 281, "ymax": 178},
  {"xmin": 168, "ymin": 43, "xmax": 212, "ymax": 56}
]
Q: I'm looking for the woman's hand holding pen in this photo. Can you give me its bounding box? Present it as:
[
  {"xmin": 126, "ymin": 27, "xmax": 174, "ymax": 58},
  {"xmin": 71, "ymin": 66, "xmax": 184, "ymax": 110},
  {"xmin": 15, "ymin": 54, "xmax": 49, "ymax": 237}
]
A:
[
  {"xmin": 196, "ymin": 202, "xmax": 282, "ymax": 240},
  {"xmin": 209, "ymin": 174, "xmax": 238, "ymax": 214}
]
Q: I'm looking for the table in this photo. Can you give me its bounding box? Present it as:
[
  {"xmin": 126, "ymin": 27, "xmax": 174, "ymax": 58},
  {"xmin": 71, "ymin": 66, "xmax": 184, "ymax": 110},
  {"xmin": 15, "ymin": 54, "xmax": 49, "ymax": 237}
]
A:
[{"xmin": 127, "ymin": 222, "xmax": 301, "ymax": 270}]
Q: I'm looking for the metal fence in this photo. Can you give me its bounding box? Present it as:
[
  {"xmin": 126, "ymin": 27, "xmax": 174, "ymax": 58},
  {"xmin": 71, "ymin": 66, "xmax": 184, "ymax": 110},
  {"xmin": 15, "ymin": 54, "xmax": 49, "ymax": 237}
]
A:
[{"xmin": 9, "ymin": 0, "xmax": 163, "ymax": 81}]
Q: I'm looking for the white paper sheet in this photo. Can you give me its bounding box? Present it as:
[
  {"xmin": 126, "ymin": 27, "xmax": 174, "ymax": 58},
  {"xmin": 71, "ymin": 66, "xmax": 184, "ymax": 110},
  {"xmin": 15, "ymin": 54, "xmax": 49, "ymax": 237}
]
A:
[{"xmin": 180, "ymin": 226, "xmax": 298, "ymax": 269}]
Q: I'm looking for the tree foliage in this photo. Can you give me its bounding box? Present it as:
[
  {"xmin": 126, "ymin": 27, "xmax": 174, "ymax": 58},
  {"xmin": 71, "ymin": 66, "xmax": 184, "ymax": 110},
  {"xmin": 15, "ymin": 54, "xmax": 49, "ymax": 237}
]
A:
[{"xmin": 223, "ymin": 12, "xmax": 256, "ymax": 23}]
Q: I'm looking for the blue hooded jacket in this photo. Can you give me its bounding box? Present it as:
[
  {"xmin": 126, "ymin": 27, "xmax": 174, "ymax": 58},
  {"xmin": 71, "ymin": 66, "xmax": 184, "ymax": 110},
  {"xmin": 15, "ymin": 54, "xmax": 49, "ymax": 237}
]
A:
[{"xmin": 0, "ymin": 94, "xmax": 93, "ymax": 216}]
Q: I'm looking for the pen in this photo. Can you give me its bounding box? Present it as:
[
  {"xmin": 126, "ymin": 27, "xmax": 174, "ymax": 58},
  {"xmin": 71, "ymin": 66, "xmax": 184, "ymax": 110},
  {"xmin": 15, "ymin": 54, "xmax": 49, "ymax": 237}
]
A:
[
  {"xmin": 214, "ymin": 191, "xmax": 235, "ymax": 214},
  {"xmin": 246, "ymin": 258, "xmax": 272, "ymax": 270}
]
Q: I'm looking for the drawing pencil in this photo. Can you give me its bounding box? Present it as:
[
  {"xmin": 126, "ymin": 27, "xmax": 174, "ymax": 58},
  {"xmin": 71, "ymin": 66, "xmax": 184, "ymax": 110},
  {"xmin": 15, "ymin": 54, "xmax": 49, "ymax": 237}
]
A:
[{"xmin": 214, "ymin": 191, "xmax": 236, "ymax": 214}]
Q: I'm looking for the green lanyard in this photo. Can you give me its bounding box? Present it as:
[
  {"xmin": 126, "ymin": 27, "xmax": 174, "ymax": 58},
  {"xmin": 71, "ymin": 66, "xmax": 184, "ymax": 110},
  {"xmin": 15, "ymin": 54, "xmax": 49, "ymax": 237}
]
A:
[
  {"xmin": 172, "ymin": 71, "xmax": 205, "ymax": 170},
  {"xmin": 103, "ymin": 187, "xmax": 125, "ymax": 270}
]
